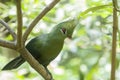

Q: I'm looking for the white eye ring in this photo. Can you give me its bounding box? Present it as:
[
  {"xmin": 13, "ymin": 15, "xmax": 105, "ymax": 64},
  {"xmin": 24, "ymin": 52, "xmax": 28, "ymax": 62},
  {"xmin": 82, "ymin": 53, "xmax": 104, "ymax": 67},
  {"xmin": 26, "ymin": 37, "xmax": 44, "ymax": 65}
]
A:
[{"xmin": 60, "ymin": 28, "xmax": 67, "ymax": 35}]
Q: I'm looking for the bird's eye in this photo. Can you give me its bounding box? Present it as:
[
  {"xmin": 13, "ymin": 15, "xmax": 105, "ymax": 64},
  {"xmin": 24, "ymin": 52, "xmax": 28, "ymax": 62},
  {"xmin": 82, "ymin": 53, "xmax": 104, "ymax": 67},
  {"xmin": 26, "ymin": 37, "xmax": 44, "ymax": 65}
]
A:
[{"xmin": 60, "ymin": 28, "xmax": 67, "ymax": 34}]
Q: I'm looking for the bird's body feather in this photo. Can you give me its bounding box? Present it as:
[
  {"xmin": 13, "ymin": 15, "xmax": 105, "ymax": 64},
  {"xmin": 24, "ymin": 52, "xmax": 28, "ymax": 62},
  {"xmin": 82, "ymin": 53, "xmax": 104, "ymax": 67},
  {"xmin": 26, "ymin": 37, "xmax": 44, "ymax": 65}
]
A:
[{"xmin": 26, "ymin": 33, "xmax": 64, "ymax": 66}]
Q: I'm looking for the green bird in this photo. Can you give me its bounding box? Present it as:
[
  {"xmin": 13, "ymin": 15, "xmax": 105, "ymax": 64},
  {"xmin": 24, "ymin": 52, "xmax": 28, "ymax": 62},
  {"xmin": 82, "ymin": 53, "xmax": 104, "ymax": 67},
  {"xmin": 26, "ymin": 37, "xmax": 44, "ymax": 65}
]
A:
[{"xmin": 2, "ymin": 18, "xmax": 78, "ymax": 75}]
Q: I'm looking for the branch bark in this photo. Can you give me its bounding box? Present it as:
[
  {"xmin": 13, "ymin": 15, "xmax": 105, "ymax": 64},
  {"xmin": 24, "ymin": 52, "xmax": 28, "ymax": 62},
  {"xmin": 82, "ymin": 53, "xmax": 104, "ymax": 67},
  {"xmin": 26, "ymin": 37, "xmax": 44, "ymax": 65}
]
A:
[
  {"xmin": 16, "ymin": 0, "xmax": 23, "ymax": 48},
  {"xmin": 0, "ymin": 39, "xmax": 16, "ymax": 49},
  {"xmin": 111, "ymin": 0, "xmax": 118, "ymax": 80},
  {"xmin": 23, "ymin": 0, "xmax": 60, "ymax": 43}
]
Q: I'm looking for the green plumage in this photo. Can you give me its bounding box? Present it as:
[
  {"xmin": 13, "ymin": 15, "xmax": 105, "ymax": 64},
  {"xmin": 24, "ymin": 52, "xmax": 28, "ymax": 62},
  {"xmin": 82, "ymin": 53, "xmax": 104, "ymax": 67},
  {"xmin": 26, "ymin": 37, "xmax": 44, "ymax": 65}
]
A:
[{"xmin": 2, "ymin": 18, "xmax": 78, "ymax": 72}]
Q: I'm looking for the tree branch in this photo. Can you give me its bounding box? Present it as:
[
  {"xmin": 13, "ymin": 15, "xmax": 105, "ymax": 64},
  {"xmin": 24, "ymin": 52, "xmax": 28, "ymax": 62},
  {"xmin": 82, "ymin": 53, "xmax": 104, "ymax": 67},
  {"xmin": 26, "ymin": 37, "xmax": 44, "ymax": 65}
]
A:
[
  {"xmin": 111, "ymin": 0, "xmax": 118, "ymax": 80},
  {"xmin": 23, "ymin": 0, "xmax": 60, "ymax": 43},
  {"xmin": 16, "ymin": 0, "xmax": 61, "ymax": 79},
  {"xmin": 0, "ymin": 0, "xmax": 60, "ymax": 80},
  {"xmin": 18, "ymin": 48, "xmax": 52, "ymax": 80},
  {"xmin": 0, "ymin": 39, "xmax": 16, "ymax": 49},
  {"xmin": 0, "ymin": 19, "xmax": 16, "ymax": 40},
  {"xmin": 16, "ymin": 0, "xmax": 23, "ymax": 48}
]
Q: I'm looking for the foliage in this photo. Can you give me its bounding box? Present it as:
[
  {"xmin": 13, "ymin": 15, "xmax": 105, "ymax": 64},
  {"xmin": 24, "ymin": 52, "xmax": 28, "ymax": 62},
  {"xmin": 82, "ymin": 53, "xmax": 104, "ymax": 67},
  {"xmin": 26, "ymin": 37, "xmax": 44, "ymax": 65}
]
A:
[{"xmin": 0, "ymin": 0, "xmax": 120, "ymax": 80}]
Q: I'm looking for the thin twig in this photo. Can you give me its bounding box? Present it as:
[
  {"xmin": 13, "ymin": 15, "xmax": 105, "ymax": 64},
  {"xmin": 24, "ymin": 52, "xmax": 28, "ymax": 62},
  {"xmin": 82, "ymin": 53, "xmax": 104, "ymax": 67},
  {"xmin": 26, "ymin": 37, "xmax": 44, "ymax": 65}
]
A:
[
  {"xmin": 0, "ymin": 39, "xmax": 16, "ymax": 49},
  {"xmin": 0, "ymin": 19, "xmax": 16, "ymax": 40},
  {"xmin": 16, "ymin": 0, "xmax": 23, "ymax": 48},
  {"xmin": 111, "ymin": 0, "xmax": 118, "ymax": 80},
  {"xmin": 23, "ymin": 0, "xmax": 60, "ymax": 43}
]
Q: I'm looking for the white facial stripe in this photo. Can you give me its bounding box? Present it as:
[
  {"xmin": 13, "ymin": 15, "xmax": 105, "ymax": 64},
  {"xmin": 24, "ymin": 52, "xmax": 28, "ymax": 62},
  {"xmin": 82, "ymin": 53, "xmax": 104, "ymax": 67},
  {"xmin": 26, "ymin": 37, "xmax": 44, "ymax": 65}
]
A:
[{"xmin": 60, "ymin": 28, "xmax": 67, "ymax": 35}]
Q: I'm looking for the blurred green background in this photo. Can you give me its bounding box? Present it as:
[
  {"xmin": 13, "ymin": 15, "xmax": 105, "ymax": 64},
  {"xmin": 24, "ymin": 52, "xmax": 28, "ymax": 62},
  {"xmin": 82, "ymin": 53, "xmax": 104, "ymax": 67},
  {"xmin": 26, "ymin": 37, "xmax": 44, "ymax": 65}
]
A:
[{"xmin": 0, "ymin": 0, "xmax": 120, "ymax": 80}]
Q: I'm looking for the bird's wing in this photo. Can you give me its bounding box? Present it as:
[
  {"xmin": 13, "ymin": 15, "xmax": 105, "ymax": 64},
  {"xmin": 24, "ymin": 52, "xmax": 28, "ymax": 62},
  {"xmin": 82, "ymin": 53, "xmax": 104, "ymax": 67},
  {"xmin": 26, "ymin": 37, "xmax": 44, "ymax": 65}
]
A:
[{"xmin": 26, "ymin": 34, "xmax": 49, "ymax": 58}]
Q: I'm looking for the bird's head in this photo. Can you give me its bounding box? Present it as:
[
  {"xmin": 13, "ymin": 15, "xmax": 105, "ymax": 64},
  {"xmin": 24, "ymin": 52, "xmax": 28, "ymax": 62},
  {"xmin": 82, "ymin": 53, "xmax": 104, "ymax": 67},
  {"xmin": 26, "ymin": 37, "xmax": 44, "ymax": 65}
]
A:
[{"xmin": 52, "ymin": 18, "xmax": 78, "ymax": 39}]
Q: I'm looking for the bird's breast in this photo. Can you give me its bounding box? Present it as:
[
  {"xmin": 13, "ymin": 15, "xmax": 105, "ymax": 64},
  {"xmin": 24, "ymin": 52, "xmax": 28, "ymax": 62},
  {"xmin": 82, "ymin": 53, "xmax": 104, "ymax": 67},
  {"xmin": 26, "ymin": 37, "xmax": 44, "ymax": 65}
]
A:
[{"xmin": 40, "ymin": 39, "xmax": 64, "ymax": 63}]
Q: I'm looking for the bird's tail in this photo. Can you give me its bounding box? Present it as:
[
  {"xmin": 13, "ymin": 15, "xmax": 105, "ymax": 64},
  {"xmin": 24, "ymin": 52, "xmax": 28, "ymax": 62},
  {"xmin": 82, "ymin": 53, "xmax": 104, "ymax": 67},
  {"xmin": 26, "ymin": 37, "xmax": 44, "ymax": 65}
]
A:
[{"xmin": 2, "ymin": 56, "xmax": 25, "ymax": 70}]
